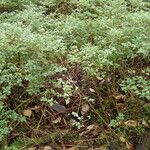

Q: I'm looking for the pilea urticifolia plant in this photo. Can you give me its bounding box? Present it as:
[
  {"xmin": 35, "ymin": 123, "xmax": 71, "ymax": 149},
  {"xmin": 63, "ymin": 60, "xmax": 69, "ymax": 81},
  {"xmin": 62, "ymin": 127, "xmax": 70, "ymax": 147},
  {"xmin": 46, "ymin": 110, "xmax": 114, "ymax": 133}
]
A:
[{"xmin": 0, "ymin": 0, "xmax": 150, "ymax": 149}]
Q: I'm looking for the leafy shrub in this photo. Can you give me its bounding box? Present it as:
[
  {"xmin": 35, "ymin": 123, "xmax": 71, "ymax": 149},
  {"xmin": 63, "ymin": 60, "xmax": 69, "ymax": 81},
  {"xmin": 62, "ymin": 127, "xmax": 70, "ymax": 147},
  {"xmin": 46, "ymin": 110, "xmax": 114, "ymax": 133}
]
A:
[
  {"xmin": 121, "ymin": 76, "xmax": 150, "ymax": 100},
  {"xmin": 0, "ymin": 0, "xmax": 150, "ymax": 149},
  {"xmin": 109, "ymin": 113, "xmax": 125, "ymax": 128},
  {"xmin": 66, "ymin": 0, "xmax": 150, "ymax": 75},
  {"xmin": 0, "ymin": 5, "xmax": 67, "ymax": 96},
  {"xmin": 0, "ymin": 3, "xmax": 67, "ymax": 145},
  {"xmin": 0, "ymin": 102, "xmax": 25, "ymax": 141}
]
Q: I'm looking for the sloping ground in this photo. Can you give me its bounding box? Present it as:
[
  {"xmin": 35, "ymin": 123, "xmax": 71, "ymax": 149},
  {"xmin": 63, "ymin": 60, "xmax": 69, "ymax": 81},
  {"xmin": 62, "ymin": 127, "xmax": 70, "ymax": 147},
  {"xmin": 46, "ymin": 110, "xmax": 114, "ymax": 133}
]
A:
[{"xmin": 0, "ymin": 0, "xmax": 150, "ymax": 150}]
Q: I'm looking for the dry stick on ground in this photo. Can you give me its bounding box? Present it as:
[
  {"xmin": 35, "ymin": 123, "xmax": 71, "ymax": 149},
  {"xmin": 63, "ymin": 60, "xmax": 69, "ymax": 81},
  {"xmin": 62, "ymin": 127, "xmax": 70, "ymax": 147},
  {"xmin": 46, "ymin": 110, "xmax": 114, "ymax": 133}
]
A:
[
  {"xmin": 58, "ymin": 59, "xmax": 129, "ymax": 149},
  {"xmin": 92, "ymin": 79, "xmax": 110, "ymax": 123},
  {"xmin": 22, "ymin": 132, "xmax": 64, "ymax": 149},
  {"xmin": 65, "ymin": 73, "xmax": 124, "ymax": 148}
]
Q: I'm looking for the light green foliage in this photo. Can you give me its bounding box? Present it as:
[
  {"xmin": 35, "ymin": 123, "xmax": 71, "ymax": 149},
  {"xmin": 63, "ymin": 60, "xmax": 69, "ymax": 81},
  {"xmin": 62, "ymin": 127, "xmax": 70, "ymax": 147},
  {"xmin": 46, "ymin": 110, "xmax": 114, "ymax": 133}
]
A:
[
  {"xmin": 0, "ymin": 102, "xmax": 25, "ymax": 141},
  {"xmin": 4, "ymin": 146, "xmax": 18, "ymax": 150},
  {"xmin": 0, "ymin": 2, "xmax": 67, "ymax": 144},
  {"xmin": 37, "ymin": 78, "xmax": 73, "ymax": 105},
  {"xmin": 71, "ymin": 112, "xmax": 84, "ymax": 129},
  {"xmin": 52, "ymin": 78, "xmax": 73, "ymax": 104},
  {"xmin": 0, "ymin": 0, "xmax": 150, "ymax": 148},
  {"xmin": 121, "ymin": 76, "xmax": 150, "ymax": 100},
  {"xmin": 0, "ymin": 4, "xmax": 67, "ymax": 96},
  {"xmin": 1, "ymin": 0, "xmax": 149, "ymax": 79},
  {"xmin": 109, "ymin": 113, "xmax": 125, "ymax": 128},
  {"xmin": 0, "ymin": 0, "xmax": 35, "ymax": 5},
  {"xmin": 41, "ymin": 97, "xmax": 55, "ymax": 106},
  {"xmin": 66, "ymin": 0, "xmax": 150, "ymax": 75}
]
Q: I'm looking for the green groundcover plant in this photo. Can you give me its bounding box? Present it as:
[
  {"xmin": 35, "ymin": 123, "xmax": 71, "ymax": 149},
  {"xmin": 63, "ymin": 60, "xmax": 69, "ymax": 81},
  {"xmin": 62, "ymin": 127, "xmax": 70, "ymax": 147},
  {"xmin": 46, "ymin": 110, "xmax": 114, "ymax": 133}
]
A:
[{"xmin": 0, "ymin": 0, "xmax": 150, "ymax": 149}]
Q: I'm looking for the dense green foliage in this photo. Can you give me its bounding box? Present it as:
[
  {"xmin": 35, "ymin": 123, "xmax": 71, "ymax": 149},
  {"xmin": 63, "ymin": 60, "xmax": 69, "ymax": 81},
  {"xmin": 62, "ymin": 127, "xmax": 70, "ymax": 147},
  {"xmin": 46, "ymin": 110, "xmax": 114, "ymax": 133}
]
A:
[{"xmin": 0, "ymin": 0, "xmax": 150, "ymax": 149}]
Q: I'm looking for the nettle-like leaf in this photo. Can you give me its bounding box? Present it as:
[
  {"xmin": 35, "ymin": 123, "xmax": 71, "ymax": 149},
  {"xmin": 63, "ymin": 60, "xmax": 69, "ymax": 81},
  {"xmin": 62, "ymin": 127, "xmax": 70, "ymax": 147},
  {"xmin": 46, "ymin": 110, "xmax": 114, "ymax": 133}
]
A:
[
  {"xmin": 0, "ymin": 102, "xmax": 25, "ymax": 141},
  {"xmin": 121, "ymin": 76, "xmax": 150, "ymax": 101},
  {"xmin": 0, "ymin": 7, "xmax": 68, "ymax": 96},
  {"xmin": 0, "ymin": 0, "xmax": 150, "ymax": 147}
]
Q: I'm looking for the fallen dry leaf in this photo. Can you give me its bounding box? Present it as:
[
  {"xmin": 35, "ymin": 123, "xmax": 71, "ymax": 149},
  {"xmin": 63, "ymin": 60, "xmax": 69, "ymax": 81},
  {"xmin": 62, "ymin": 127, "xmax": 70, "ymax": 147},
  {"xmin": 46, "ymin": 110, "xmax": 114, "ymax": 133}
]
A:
[
  {"xmin": 23, "ymin": 109, "xmax": 32, "ymax": 117},
  {"xmin": 43, "ymin": 146, "xmax": 53, "ymax": 150},
  {"xmin": 113, "ymin": 94, "xmax": 126, "ymax": 100},
  {"xmin": 30, "ymin": 105, "xmax": 40, "ymax": 110},
  {"xmin": 127, "ymin": 70, "xmax": 136, "ymax": 75},
  {"xmin": 67, "ymin": 147, "xmax": 77, "ymax": 150},
  {"xmin": 89, "ymin": 88, "xmax": 95, "ymax": 93},
  {"xmin": 52, "ymin": 117, "xmax": 61, "ymax": 124},
  {"xmin": 87, "ymin": 124, "xmax": 98, "ymax": 130},
  {"xmin": 96, "ymin": 76, "xmax": 103, "ymax": 81},
  {"xmin": 80, "ymin": 124, "xmax": 101, "ymax": 137},
  {"xmin": 81, "ymin": 103, "xmax": 90, "ymax": 115},
  {"xmin": 116, "ymin": 103, "xmax": 127, "ymax": 110},
  {"xmin": 27, "ymin": 147, "xmax": 36, "ymax": 150},
  {"xmin": 126, "ymin": 142, "xmax": 135, "ymax": 150},
  {"xmin": 120, "ymin": 136, "xmax": 126, "ymax": 143},
  {"xmin": 124, "ymin": 120, "xmax": 138, "ymax": 127},
  {"xmin": 142, "ymin": 119, "xmax": 149, "ymax": 127}
]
